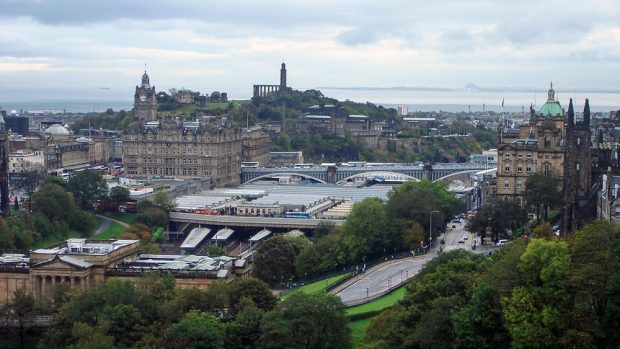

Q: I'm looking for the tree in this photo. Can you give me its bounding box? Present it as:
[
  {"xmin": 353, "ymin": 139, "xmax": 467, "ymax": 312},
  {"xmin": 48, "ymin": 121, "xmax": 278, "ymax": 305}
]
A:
[
  {"xmin": 502, "ymin": 239, "xmax": 571, "ymax": 349},
  {"xmin": 258, "ymin": 293, "xmax": 351, "ymax": 349},
  {"xmin": 15, "ymin": 165, "xmax": 46, "ymax": 210},
  {"xmin": 524, "ymin": 174, "xmax": 562, "ymax": 221},
  {"xmin": 120, "ymin": 223, "xmax": 151, "ymax": 243},
  {"xmin": 136, "ymin": 207, "xmax": 169, "ymax": 229},
  {"xmin": 109, "ymin": 186, "xmax": 130, "ymax": 206},
  {"xmin": 342, "ymin": 198, "xmax": 391, "ymax": 262},
  {"xmin": 67, "ymin": 170, "xmax": 108, "ymax": 210},
  {"xmin": 252, "ymin": 235, "xmax": 296, "ymax": 285},
  {"xmin": 153, "ymin": 191, "xmax": 175, "ymax": 211},
  {"xmin": 31, "ymin": 183, "xmax": 77, "ymax": 223},
  {"xmin": 166, "ymin": 311, "xmax": 225, "ymax": 349},
  {"xmin": 453, "ymin": 282, "xmax": 510, "ymax": 349},
  {"xmin": 469, "ymin": 199, "xmax": 527, "ymax": 242},
  {"xmin": 10, "ymin": 290, "xmax": 35, "ymax": 349},
  {"xmin": 225, "ymin": 298, "xmax": 265, "ymax": 349},
  {"xmin": 0, "ymin": 217, "xmax": 15, "ymax": 249},
  {"xmin": 227, "ymin": 277, "xmax": 276, "ymax": 313}
]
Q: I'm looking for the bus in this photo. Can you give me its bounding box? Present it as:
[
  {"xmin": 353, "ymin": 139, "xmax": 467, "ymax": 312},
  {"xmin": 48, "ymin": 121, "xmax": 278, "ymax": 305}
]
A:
[
  {"xmin": 194, "ymin": 208, "xmax": 220, "ymax": 215},
  {"xmin": 241, "ymin": 162, "xmax": 259, "ymax": 168},
  {"xmin": 284, "ymin": 211, "xmax": 311, "ymax": 219}
]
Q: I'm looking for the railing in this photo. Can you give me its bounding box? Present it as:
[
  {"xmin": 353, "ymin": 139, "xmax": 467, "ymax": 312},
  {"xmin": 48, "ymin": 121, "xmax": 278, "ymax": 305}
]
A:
[{"xmin": 0, "ymin": 264, "xmax": 30, "ymax": 273}]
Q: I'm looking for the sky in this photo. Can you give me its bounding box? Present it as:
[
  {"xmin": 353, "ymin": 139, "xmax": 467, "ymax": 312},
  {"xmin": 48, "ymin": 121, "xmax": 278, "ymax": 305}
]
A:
[{"xmin": 1, "ymin": 0, "xmax": 619, "ymax": 103}]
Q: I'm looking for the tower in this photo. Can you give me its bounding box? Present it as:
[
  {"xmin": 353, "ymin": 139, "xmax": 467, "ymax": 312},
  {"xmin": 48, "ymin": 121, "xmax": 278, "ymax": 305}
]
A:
[
  {"xmin": 134, "ymin": 71, "xmax": 158, "ymax": 122},
  {"xmin": 0, "ymin": 115, "xmax": 8, "ymax": 215},
  {"xmin": 280, "ymin": 63, "xmax": 287, "ymax": 131},
  {"xmin": 280, "ymin": 63, "xmax": 287, "ymax": 93},
  {"xmin": 562, "ymin": 98, "xmax": 592, "ymax": 235}
]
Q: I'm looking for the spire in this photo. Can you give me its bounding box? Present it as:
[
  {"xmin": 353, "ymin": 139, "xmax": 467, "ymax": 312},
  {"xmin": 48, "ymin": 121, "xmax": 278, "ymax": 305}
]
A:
[
  {"xmin": 141, "ymin": 71, "xmax": 150, "ymax": 89},
  {"xmin": 567, "ymin": 98, "xmax": 574, "ymax": 127},
  {"xmin": 547, "ymin": 81, "xmax": 555, "ymax": 102},
  {"xmin": 583, "ymin": 98, "xmax": 591, "ymax": 126}
]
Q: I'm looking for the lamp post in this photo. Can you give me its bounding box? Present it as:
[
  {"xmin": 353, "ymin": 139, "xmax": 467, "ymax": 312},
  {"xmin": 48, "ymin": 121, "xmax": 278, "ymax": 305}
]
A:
[{"xmin": 430, "ymin": 210, "xmax": 440, "ymax": 248}]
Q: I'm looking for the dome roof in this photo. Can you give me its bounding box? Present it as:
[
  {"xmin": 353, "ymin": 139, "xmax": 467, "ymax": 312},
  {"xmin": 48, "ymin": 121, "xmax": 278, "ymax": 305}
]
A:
[
  {"xmin": 45, "ymin": 124, "xmax": 70, "ymax": 135},
  {"xmin": 538, "ymin": 82, "xmax": 564, "ymax": 118}
]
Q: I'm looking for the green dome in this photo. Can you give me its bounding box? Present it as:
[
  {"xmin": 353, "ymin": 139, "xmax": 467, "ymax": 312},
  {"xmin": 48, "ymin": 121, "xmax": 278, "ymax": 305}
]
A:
[{"xmin": 538, "ymin": 82, "xmax": 564, "ymax": 118}]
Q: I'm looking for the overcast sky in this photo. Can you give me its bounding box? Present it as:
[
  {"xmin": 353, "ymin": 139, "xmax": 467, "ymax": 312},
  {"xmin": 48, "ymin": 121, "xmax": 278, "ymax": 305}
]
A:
[{"xmin": 1, "ymin": 0, "xmax": 619, "ymax": 102}]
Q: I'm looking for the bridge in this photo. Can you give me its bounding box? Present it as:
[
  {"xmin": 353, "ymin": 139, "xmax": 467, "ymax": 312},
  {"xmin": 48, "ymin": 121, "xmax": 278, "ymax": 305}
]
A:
[
  {"xmin": 169, "ymin": 212, "xmax": 345, "ymax": 230},
  {"xmin": 241, "ymin": 163, "xmax": 491, "ymax": 185}
]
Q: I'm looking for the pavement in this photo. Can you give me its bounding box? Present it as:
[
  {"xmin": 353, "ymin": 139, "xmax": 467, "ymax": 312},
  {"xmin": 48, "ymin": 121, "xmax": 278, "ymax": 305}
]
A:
[{"xmin": 332, "ymin": 218, "xmax": 497, "ymax": 305}]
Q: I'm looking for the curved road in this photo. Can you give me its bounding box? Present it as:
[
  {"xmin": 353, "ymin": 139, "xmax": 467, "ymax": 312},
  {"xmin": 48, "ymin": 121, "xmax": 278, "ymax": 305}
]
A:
[
  {"xmin": 91, "ymin": 214, "xmax": 130, "ymax": 237},
  {"xmin": 333, "ymin": 218, "xmax": 496, "ymax": 305}
]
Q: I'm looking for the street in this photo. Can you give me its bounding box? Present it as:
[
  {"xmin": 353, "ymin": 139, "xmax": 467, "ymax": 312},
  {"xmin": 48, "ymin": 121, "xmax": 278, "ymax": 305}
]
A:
[{"xmin": 334, "ymin": 217, "xmax": 497, "ymax": 305}]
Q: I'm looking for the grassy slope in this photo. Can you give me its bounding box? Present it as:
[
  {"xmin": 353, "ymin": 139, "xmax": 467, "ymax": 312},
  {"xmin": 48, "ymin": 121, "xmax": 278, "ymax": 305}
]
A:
[
  {"xmin": 281, "ymin": 273, "xmax": 352, "ymax": 300},
  {"xmin": 349, "ymin": 317, "xmax": 373, "ymax": 348},
  {"xmin": 106, "ymin": 212, "xmax": 136, "ymax": 225},
  {"xmin": 92, "ymin": 221, "xmax": 126, "ymax": 240},
  {"xmin": 32, "ymin": 231, "xmax": 82, "ymax": 249},
  {"xmin": 346, "ymin": 286, "xmax": 406, "ymax": 316}
]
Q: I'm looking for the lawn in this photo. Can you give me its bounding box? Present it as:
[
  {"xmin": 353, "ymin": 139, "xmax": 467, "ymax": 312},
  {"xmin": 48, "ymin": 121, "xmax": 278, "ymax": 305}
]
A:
[
  {"xmin": 106, "ymin": 212, "xmax": 136, "ymax": 225},
  {"xmin": 349, "ymin": 317, "xmax": 374, "ymax": 347},
  {"xmin": 282, "ymin": 272, "xmax": 352, "ymax": 300},
  {"xmin": 32, "ymin": 230, "xmax": 82, "ymax": 249},
  {"xmin": 346, "ymin": 286, "xmax": 406, "ymax": 317},
  {"xmin": 92, "ymin": 221, "xmax": 126, "ymax": 240}
]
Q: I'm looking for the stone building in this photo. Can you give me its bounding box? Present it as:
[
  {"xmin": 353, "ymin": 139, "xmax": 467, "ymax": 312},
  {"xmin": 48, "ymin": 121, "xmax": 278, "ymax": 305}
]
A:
[
  {"xmin": 241, "ymin": 127, "xmax": 271, "ymax": 166},
  {"xmin": 175, "ymin": 89, "xmax": 195, "ymax": 104},
  {"xmin": 496, "ymin": 83, "xmax": 567, "ymax": 205},
  {"xmin": 493, "ymin": 83, "xmax": 597, "ymax": 234},
  {"xmin": 8, "ymin": 149, "xmax": 45, "ymax": 173},
  {"xmin": 134, "ymin": 71, "xmax": 158, "ymax": 122},
  {"xmin": 0, "ymin": 238, "xmax": 244, "ymax": 303},
  {"xmin": 122, "ymin": 72, "xmax": 245, "ymax": 186}
]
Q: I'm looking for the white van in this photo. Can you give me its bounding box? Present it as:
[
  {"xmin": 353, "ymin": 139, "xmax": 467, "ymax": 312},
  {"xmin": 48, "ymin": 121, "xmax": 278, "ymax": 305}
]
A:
[{"xmin": 496, "ymin": 239, "xmax": 509, "ymax": 247}]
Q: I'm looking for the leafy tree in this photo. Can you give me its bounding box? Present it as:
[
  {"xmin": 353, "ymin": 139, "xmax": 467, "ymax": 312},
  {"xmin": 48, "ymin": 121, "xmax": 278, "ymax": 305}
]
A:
[
  {"xmin": 469, "ymin": 198, "xmax": 527, "ymax": 242},
  {"xmin": 252, "ymin": 235, "xmax": 296, "ymax": 285},
  {"xmin": 204, "ymin": 244, "xmax": 227, "ymax": 257},
  {"xmin": 532, "ymin": 222, "xmax": 554, "ymax": 238},
  {"xmin": 453, "ymin": 282, "xmax": 509, "ymax": 349},
  {"xmin": 136, "ymin": 207, "xmax": 169, "ymax": 229},
  {"xmin": 153, "ymin": 191, "xmax": 175, "ymax": 211},
  {"xmin": 31, "ymin": 183, "xmax": 77, "ymax": 223},
  {"xmin": 502, "ymin": 239, "xmax": 571, "ymax": 349},
  {"xmin": 109, "ymin": 186, "xmax": 130, "ymax": 206},
  {"xmin": 342, "ymin": 198, "xmax": 392, "ymax": 262},
  {"xmin": 67, "ymin": 170, "xmax": 108, "ymax": 210},
  {"xmin": 120, "ymin": 223, "xmax": 151, "ymax": 243},
  {"xmin": 67, "ymin": 322, "xmax": 115, "ymax": 349},
  {"xmin": 0, "ymin": 217, "xmax": 15, "ymax": 249},
  {"xmin": 227, "ymin": 277, "xmax": 276, "ymax": 313},
  {"xmin": 258, "ymin": 293, "xmax": 351, "ymax": 349},
  {"xmin": 524, "ymin": 173, "xmax": 562, "ymax": 221},
  {"xmin": 166, "ymin": 311, "xmax": 225, "ymax": 349},
  {"xmin": 10, "ymin": 290, "xmax": 35, "ymax": 349},
  {"xmin": 225, "ymin": 298, "xmax": 265, "ymax": 349}
]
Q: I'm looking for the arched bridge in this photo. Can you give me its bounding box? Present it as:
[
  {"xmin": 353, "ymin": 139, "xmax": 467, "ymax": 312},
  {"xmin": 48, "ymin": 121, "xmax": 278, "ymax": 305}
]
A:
[{"xmin": 241, "ymin": 163, "xmax": 492, "ymax": 185}]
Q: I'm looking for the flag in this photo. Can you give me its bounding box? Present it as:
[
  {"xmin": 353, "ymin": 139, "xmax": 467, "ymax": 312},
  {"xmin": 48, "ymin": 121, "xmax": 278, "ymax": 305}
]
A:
[{"xmin": 502, "ymin": 98, "xmax": 504, "ymax": 107}]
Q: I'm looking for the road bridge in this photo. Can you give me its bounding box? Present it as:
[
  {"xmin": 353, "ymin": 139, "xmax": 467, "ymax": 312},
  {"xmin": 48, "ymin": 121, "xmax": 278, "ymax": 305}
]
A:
[
  {"xmin": 169, "ymin": 212, "xmax": 344, "ymax": 230},
  {"xmin": 241, "ymin": 163, "xmax": 491, "ymax": 184}
]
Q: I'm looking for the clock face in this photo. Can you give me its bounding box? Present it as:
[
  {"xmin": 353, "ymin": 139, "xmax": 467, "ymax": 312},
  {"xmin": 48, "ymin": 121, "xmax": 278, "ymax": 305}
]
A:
[{"xmin": 140, "ymin": 95, "xmax": 147, "ymax": 102}]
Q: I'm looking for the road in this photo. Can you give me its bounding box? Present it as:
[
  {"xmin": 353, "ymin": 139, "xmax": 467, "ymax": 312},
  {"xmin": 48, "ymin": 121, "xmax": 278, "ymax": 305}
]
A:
[
  {"xmin": 333, "ymin": 218, "xmax": 497, "ymax": 305},
  {"xmin": 91, "ymin": 214, "xmax": 130, "ymax": 237}
]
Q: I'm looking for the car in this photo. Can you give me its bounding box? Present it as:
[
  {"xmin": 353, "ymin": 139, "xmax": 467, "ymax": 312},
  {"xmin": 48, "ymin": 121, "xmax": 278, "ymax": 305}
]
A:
[
  {"xmin": 463, "ymin": 235, "xmax": 468, "ymax": 240},
  {"xmin": 451, "ymin": 225, "xmax": 456, "ymax": 228},
  {"xmin": 496, "ymin": 239, "xmax": 509, "ymax": 247},
  {"xmin": 458, "ymin": 237, "xmax": 465, "ymax": 243}
]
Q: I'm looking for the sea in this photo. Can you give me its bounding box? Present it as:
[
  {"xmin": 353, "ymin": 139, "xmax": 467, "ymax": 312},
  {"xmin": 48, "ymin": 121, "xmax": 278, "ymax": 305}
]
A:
[{"xmin": 1, "ymin": 88, "xmax": 619, "ymax": 114}]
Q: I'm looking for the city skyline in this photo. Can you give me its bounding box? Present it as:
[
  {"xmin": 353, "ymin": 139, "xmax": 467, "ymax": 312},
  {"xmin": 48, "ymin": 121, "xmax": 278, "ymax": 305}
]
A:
[{"xmin": 1, "ymin": 0, "xmax": 620, "ymax": 102}]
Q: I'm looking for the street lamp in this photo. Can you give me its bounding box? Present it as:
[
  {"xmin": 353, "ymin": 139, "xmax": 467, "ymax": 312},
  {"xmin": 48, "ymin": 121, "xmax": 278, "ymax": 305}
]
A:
[{"xmin": 430, "ymin": 210, "xmax": 440, "ymax": 247}]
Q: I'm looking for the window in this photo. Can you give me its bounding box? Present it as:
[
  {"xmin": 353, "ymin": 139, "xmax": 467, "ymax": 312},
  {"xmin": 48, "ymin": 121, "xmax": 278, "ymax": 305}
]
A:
[
  {"xmin": 516, "ymin": 197, "xmax": 522, "ymax": 205},
  {"xmin": 517, "ymin": 162, "xmax": 523, "ymax": 172},
  {"xmin": 504, "ymin": 180, "xmax": 510, "ymax": 189},
  {"xmin": 526, "ymin": 162, "xmax": 533, "ymax": 173},
  {"xmin": 504, "ymin": 165, "xmax": 511, "ymax": 173},
  {"xmin": 516, "ymin": 180, "xmax": 523, "ymax": 189},
  {"xmin": 577, "ymin": 137, "xmax": 581, "ymax": 145},
  {"xmin": 543, "ymin": 163, "xmax": 551, "ymax": 176}
]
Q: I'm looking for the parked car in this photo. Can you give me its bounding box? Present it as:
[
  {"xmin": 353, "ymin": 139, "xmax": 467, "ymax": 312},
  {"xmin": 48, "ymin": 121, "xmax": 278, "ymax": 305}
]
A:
[{"xmin": 496, "ymin": 239, "xmax": 509, "ymax": 247}]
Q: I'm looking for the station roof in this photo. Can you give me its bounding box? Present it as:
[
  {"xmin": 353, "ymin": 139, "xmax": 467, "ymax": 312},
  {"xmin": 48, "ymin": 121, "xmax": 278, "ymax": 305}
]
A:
[
  {"xmin": 180, "ymin": 228, "xmax": 211, "ymax": 250},
  {"xmin": 212, "ymin": 228, "xmax": 234, "ymax": 241},
  {"xmin": 249, "ymin": 229, "xmax": 272, "ymax": 242},
  {"xmin": 239, "ymin": 183, "xmax": 393, "ymax": 203},
  {"xmin": 176, "ymin": 195, "xmax": 231, "ymax": 209}
]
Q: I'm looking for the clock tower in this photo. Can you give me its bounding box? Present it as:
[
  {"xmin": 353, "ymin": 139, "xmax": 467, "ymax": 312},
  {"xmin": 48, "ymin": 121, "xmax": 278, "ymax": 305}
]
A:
[{"xmin": 134, "ymin": 71, "xmax": 158, "ymax": 122}]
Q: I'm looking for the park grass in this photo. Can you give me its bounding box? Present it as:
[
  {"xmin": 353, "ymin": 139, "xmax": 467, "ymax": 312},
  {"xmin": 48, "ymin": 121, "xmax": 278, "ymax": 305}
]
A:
[
  {"xmin": 346, "ymin": 286, "xmax": 406, "ymax": 317},
  {"xmin": 106, "ymin": 212, "xmax": 136, "ymax": 225},
  {"xmin": 281, "ymin": 272, "xmax": 352, "ymax": 300},
  {"xmin": 349, "ymin": 317, "xmax": 374, "ymax": 347},
  {"xmin": 32, "ymin": 230, "xmax": 82, "ymax": 249},
  {"xmin": 92, "ymin": 221, "xmax": 126, "ymax": 240}
]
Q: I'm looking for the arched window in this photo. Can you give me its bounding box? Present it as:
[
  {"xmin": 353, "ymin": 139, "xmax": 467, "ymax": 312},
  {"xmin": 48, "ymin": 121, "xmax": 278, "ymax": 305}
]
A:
[{"xmin": 543, "ymin": 163, "xmax": 551, "ymax": 176}]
